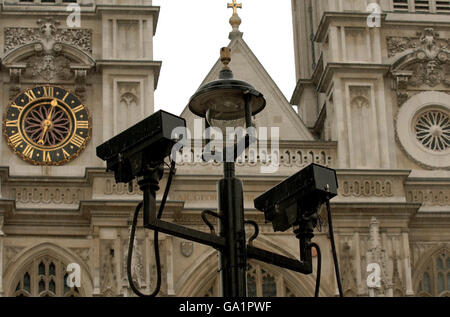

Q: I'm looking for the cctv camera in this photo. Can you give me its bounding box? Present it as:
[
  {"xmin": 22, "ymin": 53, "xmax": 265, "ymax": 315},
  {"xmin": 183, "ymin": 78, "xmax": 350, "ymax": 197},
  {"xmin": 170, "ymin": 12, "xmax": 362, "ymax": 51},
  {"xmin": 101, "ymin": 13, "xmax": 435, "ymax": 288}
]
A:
[
  {"xmin": 96, "ymin": 110, "xmax": 186, "ymax": 184},
  {"xmin": 254, "ymin": 164, "xmax": 338, "ymax": 232}
]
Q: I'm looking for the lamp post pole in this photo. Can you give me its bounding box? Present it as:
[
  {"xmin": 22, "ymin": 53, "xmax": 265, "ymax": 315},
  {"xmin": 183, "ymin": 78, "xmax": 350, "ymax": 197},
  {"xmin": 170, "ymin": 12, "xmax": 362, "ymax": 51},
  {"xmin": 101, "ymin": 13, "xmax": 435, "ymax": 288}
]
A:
[
  {"xmin": 218, "ymin": 161, "xmax": 247, "ymax": 297},
  {"xmin": 188, "ymin": 47, "xmax": 266, "ymax": 298}
]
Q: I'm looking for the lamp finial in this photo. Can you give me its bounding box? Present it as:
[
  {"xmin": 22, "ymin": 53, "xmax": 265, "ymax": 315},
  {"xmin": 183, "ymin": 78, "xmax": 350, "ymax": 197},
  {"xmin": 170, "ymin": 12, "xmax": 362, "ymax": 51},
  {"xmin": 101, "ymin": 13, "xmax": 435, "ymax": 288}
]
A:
[{"xmin": 219, "ymin": 47, "xmax": 233, "ymax": 79}]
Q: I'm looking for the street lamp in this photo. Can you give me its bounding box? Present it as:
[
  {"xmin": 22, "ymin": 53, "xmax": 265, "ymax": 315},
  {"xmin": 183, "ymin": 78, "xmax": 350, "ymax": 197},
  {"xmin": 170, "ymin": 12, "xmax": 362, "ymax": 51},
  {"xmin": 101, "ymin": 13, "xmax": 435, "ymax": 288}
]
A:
[
  {"xmin": 189, "ymin": 47, "xmax": 265, "ymax": 133},
  {"xmin": 96, "ymin": 47, "xmax": 342, "ymax": 299},
  {"xmin": 188, "ymin": 47, "xmax": 266, "ymax": 297}
]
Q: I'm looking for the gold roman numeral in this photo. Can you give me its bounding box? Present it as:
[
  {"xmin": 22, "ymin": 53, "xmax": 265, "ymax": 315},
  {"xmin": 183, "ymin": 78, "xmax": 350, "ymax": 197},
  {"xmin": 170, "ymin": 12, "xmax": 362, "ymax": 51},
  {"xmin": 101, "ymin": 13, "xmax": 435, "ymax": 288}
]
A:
[
  {"xmin": 43, "ymin": 86, "xmax": 54, "ymax": 97},
  {"xmin": 76, "ymin": 121, "xmax": 89, "ymax": 129},
  {"xmin": 23, "ymin": 144, "xmax": 34, "ymax": 159},
  {"xmin": 70, "ymin": 134, "xmax": 85, "ymax": 148},
  {"xmin": 72, "ymin": 105, "xmax": 84, "ymax": 113},
  {"xmin": 62, "ymin": 149, "xmax": 70, "ymax": 159},
  {"xmin": 11, "ymin": 103, "xmax": 24, "ymax": 112},
  {"xmin": 24, "ymin": 90, "xmax": 37, "ymax": 101},
  {"xmin": 6, "ymin": 120, "xmax": 18, "ymax": 127},
  {"xmin": 10, "ymin": 133, "xmax": 23, "ymax": 147},
  {"xmin": 43, "ymin": 151, "xmax": 52, "ymax": 163}
]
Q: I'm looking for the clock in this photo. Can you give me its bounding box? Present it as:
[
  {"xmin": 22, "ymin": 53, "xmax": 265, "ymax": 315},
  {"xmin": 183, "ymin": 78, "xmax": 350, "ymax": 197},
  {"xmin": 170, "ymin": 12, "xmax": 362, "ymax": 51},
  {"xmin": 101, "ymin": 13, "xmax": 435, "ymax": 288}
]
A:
[{"xmin": 3, "ymin": 86, "xmax": 91, "ymax": 166}]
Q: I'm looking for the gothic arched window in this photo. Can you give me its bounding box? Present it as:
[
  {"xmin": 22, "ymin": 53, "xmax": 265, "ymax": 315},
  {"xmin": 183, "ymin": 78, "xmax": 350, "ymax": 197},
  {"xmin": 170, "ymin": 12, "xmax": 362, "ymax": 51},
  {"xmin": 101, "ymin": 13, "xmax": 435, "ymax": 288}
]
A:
[
  {"xmin": 13, "ymin": 256, "xmax": 81, "ymax": 297},
  {"xmin": 201, "ymin": 261, "xmax": 297, "ymax": 297},
  {"xmin": 416, "ymin": 249, "xmax": 450, "ymax": 297}
]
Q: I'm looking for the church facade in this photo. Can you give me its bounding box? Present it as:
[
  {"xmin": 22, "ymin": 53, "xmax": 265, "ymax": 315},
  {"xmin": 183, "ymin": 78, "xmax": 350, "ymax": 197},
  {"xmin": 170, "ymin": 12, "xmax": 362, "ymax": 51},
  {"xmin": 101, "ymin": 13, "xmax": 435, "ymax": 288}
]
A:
[{"xmin": 0, "ymin": 0, "xmax": 448, "ymax": 298}]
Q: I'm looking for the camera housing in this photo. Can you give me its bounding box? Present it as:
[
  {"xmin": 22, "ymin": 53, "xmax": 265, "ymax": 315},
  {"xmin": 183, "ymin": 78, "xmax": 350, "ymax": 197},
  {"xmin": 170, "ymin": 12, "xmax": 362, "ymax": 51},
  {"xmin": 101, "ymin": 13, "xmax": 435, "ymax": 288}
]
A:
[
  {"xmin": 254, "ymin": 163, "xmax": 338, "ymax": 232},
  {"xmin": 96, "ymin": 110, "xmax": 186, "ymax": 184}
]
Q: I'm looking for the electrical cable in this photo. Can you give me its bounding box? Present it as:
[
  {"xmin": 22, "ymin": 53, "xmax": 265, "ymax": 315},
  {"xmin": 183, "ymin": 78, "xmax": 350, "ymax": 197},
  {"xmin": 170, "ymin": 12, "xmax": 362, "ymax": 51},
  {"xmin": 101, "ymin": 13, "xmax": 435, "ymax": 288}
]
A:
[
  {"xmin": 309, "ymin": 242, "xmax": 321, "ymax": 297},
  {"xmin": 326, "ymin": 199, "xmax": 344, "ymax": 297},
  {"xmin": 127, "ymin": 160, "xmax": 176, "ymax": 297},
  {"xmin": 244, "ymin": 220, "xmax": 259, "ymax": 244},
  {"xmin": 201, "ymin": 209, "xmax": 221, "ymax": 234}
]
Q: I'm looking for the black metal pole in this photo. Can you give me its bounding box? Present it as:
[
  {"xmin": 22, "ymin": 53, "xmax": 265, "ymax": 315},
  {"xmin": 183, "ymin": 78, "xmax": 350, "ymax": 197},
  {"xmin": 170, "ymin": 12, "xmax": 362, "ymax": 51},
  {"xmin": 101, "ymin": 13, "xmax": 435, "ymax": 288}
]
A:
[{"xmin": 218, "ymin": 161, "xmax": 247, "ymax": 297}]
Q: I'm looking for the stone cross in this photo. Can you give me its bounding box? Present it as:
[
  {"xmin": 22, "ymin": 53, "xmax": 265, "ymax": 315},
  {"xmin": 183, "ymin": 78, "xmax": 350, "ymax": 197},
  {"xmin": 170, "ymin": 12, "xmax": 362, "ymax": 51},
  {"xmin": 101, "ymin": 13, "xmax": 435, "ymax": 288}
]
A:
[{"xmin": 228, "ymin": 0, "xmax": 242, "ymax": 15}]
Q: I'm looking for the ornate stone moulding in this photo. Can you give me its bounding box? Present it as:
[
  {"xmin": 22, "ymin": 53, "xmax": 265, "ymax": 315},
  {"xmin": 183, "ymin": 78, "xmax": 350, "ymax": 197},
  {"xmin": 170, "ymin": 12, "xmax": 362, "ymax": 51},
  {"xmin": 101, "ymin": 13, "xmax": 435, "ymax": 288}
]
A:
[
  {"xmin": 2, "ymin": 18, "xmax": 94, "ymax": 97},
  {"xmin": 396, "ymin": 91, "xmax": 450, "ymax": 170},
  {"xmin": 388, "ymin": 28, "xmax": 450, "ymax": 105}
]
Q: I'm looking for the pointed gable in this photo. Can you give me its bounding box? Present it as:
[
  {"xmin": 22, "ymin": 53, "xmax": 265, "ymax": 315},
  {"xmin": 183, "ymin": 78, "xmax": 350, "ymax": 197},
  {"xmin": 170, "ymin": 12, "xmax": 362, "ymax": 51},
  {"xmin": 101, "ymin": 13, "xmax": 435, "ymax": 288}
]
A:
[{"xmin": 181, "ymin": 36, "xmax": 314, "ymax": 141}]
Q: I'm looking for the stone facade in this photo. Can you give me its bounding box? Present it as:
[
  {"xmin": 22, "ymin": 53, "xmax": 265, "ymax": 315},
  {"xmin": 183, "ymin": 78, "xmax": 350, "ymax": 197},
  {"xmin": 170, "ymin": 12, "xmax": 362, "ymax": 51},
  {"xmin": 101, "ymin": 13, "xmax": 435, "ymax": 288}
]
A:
[
  {"xmin": 291, "ymin": 0, "xmax": 450, "ymax": 297},
  {"xmin": 0, "ymin": 0, "xmax": 448, "ymax": 298}
]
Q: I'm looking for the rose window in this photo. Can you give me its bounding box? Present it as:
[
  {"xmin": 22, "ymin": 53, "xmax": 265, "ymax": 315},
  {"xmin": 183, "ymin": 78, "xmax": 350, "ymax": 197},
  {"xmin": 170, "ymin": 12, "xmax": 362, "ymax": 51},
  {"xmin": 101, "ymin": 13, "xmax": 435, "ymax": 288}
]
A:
[{"xmin": 414, "ymin": 110, "xmax": 450, "ymax": 152}]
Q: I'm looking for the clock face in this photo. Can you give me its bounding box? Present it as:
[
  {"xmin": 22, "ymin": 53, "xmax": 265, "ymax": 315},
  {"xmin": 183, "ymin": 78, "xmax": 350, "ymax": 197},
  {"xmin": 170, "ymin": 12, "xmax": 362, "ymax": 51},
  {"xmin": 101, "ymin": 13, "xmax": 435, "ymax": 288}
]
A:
[{"xmin": 3, "ymin": 86, "xmax": 91, "ymax": 166}]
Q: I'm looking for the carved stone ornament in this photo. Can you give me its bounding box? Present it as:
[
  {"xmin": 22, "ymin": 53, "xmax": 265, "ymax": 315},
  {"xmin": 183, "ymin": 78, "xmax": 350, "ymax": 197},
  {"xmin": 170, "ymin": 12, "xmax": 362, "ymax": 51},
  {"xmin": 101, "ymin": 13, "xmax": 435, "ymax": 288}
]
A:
[
  {"xmin": 70, "ymin": 248, "xmax": 90, "ymax": 264},
  {"xmin": 3, "ymin": 18, "xmax": 93, "ymax": 92},
  {"xmin": 180, "ymin": 241, "xmax": 194, "ymax": 257},
  {"xmin": 389, "ymin": 28, "xmax": 450, "ymax": 105},
  {"xmin": 101, "ymin": 243, "xmax": 117, "ymax": 296},
  {"xmin": 122, "ymin": 237, "xmax": 146, "ymax": 289},
  {"xmin": 4, "ymin": 18, "xmax": 92, "ymax": 54},
  {"xmin": 4, "ymin": 246, "xmax": 24, "ymax": 267},
  {"xmin": 366, "ymin": 217, "xmax": 392, "ymax": 297}
]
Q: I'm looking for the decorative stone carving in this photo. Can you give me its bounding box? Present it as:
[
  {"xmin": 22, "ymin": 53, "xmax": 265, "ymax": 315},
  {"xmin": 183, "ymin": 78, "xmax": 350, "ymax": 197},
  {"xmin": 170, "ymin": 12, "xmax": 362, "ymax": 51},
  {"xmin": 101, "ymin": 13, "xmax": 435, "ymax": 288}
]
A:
[
  {"xmin": 120, "ymin": 86, "xmax": 139, "ymax": 108},
  {"xmin": 105, "ymin": 179, "xmax": 142, "ymax": 196},
  {"xmin": 4, "ymin": 246, "xmax": 24, "ymax": 268},
  {"xmin": 4, "ymin": 18, "xmax": 92, "ymax": 54},
  {"xmin": 122, "ymin": 238, "xmax": 146, "ymax": 289},
  {"xmin": 408, "ymin": 60, "xmax": 450, "ymax": 88},
  {"xmin": 387, "ymin": 37, "xmax": 415, "ymax": 58},
  {"xmin": 389, "ymin": 28, "xmax": 450, "ymax": 105},
  {"xmin": 10, "ymin": 187, "xmax": 85, "ymax": 205},
  {"xmin": 4, "ymin": 18, "xmax": 93, "ymax": 85},
  {"xmin": 350, "ymin": 86, "xmax": 371, "ymax": 109},
  {"xmin": 391, "ymin": 253, "xmax": 404, "ymax": 297},
  {"xmin": 414, "ymin": 110, "xmax": 450, "ymax": 152},
  {"xmin": 177, "ymin": 147, "xmax": 335, "ymax": 168},
  {"xmin": 406, "ymin": 189, "xmax": 450, "ymax": 206},
  {"xmin": 180, "ymin": 241, "xmax": 194, "ymax": 258},
  {"xmin": 391, "ymin": 71, "xmax": 413, "ymax": 105},
  {"xmin": 101, "ymin": 244, "xmax": 117, "ymax": 296},
  {"xmin": 387, "ymin": 28, "xmax": 448, "ymax": 59},
  {"xmin": 70, "ymin": 248, "xmax": 90, "ymax": 264},
  {"xmin": 25, "ymin": 54, "xmax": 72, "ymax": 81},
  {"xmin": 366, "ymin": 217, "xmax": 392, "ymax": 297},
  {"xmin": 341, "ymin": 180, "xmax": 394, "ymax": 197}
]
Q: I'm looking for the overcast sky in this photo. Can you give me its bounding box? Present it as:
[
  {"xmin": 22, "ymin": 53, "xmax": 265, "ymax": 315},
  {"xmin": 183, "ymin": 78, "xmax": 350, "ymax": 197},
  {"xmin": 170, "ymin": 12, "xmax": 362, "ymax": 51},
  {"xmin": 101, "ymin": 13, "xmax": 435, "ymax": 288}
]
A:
[{"xmin": 152, "ymin": 0, "xmax": 296, "ymax": 116}]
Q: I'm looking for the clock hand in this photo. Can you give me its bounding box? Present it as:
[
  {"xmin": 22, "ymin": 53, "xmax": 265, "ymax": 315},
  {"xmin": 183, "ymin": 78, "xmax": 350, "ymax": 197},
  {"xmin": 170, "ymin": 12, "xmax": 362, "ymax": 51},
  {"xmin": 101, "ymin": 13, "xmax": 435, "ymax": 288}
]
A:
[
  {"xmin": 47, "ymin": 99, "xmax": 58, "ymax": 121},
  {"xmin": 38, "ymin": 99, "xmax": 58, "ymax": 145}
]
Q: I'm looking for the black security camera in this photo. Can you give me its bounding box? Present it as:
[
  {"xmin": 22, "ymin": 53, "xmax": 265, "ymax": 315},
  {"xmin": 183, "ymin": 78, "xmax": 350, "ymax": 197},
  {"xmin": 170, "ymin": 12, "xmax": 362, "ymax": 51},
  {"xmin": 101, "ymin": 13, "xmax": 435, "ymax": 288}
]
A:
[
  {"xmin": 254, "ymin": 164, "xmax": 338, "ymax": 232},
  {"xmin": 96, "ymin": 110, "xmax": 186, "ymax": 184}
]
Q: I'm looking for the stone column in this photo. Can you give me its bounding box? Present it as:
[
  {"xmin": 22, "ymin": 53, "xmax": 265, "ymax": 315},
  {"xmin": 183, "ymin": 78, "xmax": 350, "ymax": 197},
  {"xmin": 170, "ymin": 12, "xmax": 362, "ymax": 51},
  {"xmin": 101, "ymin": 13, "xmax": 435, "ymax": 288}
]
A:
[
  {"xmin": 353, "ymin": 231, "xmax": 363, "ymax": 295},
  {"xmin": 165, "ymin": 236, "xmax": 175, "ymax": 296},
  {"xmin": 91, "ymin": 226, "xmax": 101, "ymax": 296},
  {"xmin": 402, "ymin": 231, "xmax": 414, "ymax": 296}
]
